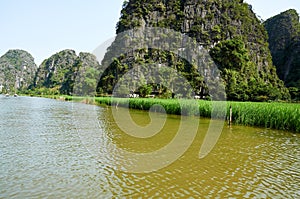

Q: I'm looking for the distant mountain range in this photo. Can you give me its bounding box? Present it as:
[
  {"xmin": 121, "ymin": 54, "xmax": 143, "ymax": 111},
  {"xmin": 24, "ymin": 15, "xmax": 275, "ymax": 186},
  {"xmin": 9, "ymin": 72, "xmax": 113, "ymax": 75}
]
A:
[
  {"xmin": 0, "ymin": 49, "xmax": 101, "ymax": 96},
  {"xmin": 0, "ymin": 1, "xmax": 299, "ymax": 100}
]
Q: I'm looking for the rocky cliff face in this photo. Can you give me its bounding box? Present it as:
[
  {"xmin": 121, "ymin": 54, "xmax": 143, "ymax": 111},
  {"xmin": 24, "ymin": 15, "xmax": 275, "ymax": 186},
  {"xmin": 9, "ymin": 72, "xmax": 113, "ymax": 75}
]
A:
[
  {"xmin": 0, "ymin": 49, "xmax": 37, "ymax": 93},
  {"xmin": 99, "ymin": 0, "xmax": 290, "ymax": 101},
  {"xmin": 34, "ymin": 50, "xmax": 101, "ymax": 95},
  {"xmin": 264, "ymin": 9, "xmax": 300, "ymax": 88},
  {"xmin": 34, "ymin": 49, "xmax": 78, "ymax": 94}
]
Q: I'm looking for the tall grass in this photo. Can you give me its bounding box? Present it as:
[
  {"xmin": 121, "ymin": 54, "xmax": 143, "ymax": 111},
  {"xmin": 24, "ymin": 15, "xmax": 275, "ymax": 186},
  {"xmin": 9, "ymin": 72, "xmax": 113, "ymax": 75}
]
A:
[
  {"xmin": 69, "ymin": 96, "xmax": 300, "ymax": 132},
  {"xmin": 94, "ymin": 97, "xmax": 200, "ymax": 116},
  {"xmin": 229, "ymin": 102, "xmax": 300, "ymax": 132}
]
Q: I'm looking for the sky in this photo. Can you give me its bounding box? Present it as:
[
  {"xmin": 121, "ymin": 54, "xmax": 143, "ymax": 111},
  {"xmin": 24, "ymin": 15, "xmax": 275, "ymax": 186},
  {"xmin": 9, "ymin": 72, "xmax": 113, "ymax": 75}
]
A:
[
  {"xmin": 0, "ymin": 0, "xmax": 299, "ymax": 66},
  {"xmin": 245, "ymin": 0, "xmax": 300, "ymax": 20}
]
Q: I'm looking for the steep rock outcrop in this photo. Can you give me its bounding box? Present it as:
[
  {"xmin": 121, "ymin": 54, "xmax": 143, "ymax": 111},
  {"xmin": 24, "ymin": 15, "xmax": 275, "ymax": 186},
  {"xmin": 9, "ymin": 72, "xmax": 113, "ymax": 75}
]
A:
[
  {"xmin": 34, "ymin": 50, "xmax": 101, "ymax": 95},
  {"xmin": 264, "ymin": 9, "xmax": 300, "ymax": 88},
  {"xmin": 0, "ymin": 49, "xmax": 37, "ymax": 93},
  {"xmin": 34, "ymin": 49, "xmax": 78, "ymax": 94},
  {"xmin": 99, "ymin": 0, "xmax": 289, "ymax": 101}
]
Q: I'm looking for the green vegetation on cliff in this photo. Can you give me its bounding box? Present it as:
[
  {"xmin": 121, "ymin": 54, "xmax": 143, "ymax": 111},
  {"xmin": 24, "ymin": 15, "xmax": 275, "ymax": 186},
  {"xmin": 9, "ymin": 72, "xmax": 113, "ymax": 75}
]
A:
[
  {"xmin": 0, "ymin": 49, "xmax": 37, "ymax": 94},
  {"xmin": 32, "ymin": 50, "xmax": 101, "ymax": 96},
  {"xmin": 98, "ymin": 0, "xmax": 290, "ymax": 101},
  {"xmin": 264, "ymin": 9, "xmax": 300, "ymax": 100}
]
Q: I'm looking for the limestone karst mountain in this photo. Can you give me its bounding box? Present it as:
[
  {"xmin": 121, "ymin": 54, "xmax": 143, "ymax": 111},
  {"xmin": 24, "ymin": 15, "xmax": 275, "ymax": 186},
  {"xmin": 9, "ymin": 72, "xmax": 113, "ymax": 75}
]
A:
[
  {"xmin": 98, "ymin": 0, "xmax": 290, "ymax": 101},
  {"xmin": 34, "ymin": 49, "xmax": 101, "ymax": 96},
  {"xmin": 0, "ymin": 49, "xmax": 37, "ymax": 93},
  {"xmin": 264, "ymin": 9, "xmax": 300, "ymax": 91}
]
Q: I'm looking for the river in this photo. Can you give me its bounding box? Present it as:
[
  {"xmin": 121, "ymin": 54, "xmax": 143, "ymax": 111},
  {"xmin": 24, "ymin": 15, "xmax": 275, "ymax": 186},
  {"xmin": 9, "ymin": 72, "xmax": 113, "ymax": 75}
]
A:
[{"xmin": 0, "ymin": 96, "xmax": 299, "ymax": 198}]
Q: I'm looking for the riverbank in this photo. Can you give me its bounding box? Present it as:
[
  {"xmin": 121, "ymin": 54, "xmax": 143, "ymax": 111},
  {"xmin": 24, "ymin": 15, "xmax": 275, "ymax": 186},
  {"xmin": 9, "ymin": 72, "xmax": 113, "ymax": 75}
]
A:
[
  {"xmin": 63, "ymin": 96, "xmax": 300, "ymax": 133},
  {"xmin": 25, "ymin": 95, "xmax": 300, "ymax": 133}
]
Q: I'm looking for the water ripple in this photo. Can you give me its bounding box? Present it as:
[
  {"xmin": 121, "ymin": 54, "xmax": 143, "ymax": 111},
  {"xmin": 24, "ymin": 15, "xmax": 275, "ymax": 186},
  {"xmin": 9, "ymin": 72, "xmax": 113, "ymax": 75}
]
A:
[{"xmin": 0, "ymin": 96, "xmax": 299, "ymax": 198}]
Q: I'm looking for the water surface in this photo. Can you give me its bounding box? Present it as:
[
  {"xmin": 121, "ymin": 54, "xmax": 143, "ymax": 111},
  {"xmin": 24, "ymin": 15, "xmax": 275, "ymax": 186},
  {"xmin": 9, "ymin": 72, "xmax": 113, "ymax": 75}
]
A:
[{"xmin": 0, "ymin": 96, "xmax": 299, "ymax": 198}]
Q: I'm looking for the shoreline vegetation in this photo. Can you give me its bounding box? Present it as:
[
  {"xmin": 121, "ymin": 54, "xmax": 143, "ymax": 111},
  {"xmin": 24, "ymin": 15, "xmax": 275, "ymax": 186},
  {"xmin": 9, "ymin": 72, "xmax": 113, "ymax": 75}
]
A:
[{"xmin": 28, "ymin": 95, "xmax": 300, "ymax": 133}]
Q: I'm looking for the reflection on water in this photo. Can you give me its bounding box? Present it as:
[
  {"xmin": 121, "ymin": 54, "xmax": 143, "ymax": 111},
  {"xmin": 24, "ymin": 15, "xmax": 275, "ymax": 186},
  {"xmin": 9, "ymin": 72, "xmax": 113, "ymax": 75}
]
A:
[{"xmin": 0, "ymin": 96, "xmax": 299, "ymax": 198}]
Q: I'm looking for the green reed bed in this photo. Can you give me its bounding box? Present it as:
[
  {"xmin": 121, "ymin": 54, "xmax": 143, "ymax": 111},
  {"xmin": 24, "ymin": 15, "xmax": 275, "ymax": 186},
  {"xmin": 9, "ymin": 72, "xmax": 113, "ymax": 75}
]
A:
[
  {"xmin": 70, "ymin": 97, "xmax": 300, "ymax": 132},
  {"xmin": 94, "ymin": 97, "xmax": 200, "ymax": 116},
  {"xmin": 65, "ymin": 96, "xmax": 96, "ymax": 104},
  {"xmin": 229, "ymin": 102, "xmax": 300, "ymax": 132}
]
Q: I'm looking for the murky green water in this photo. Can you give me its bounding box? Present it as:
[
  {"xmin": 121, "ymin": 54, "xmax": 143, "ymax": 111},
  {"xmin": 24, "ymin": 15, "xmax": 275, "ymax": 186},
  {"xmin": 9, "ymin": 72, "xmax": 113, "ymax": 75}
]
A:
[{"xmin": 0, "ymin": 96, "xmax": 299, "ymax": 198}]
